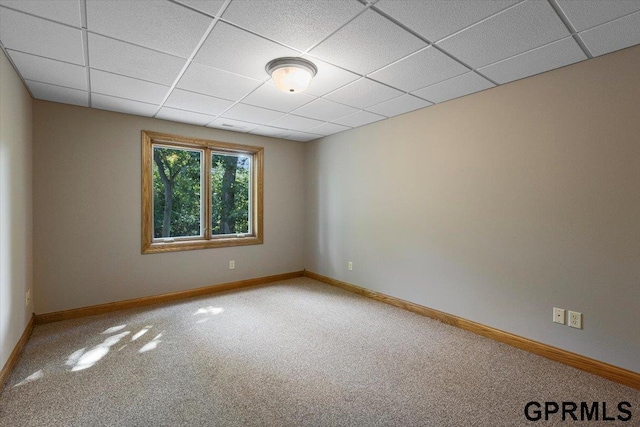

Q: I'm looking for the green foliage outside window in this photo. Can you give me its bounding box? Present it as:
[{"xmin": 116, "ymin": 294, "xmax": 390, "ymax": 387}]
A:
[
  {"xmin": 211, "ymin": 154, "xmax": 250, "ymax": 235},
  {"xmin": 153, "ymin": 147, "xmax": 201, "ymax": 238},
  {"xmin": 153, "ymin": 147, "xmax": 250, "ymax": 239}
]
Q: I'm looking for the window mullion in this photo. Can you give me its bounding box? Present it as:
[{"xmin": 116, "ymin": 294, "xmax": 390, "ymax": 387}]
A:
[{"xmin": 203, "ymin": 148, "xmax": 212, "ymax": 241}]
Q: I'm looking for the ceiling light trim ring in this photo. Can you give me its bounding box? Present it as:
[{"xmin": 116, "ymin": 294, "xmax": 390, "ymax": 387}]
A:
[{"xmin": 265, "ymin": 57, "xmax": 318, "ymax": 77}]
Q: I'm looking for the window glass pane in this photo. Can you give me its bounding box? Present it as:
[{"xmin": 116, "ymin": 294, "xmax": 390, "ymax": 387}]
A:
[
  {"xmin": 153, "ymin": 146, "xmax": 202, "ymax": 238},
  {"xmin": 211, "ymin": 153, "xmax": 250, "ymax": 235}
]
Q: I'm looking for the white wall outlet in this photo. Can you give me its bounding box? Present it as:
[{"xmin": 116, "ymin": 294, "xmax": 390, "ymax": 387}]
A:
[
  {"xmin": 348, "ymin": 261, "xmax": 353, "ymax": 271},
  {"xmin": 229, "ymin": 260, "xmax": 235, "ymax": 270},
  {"xmin": 553, "ymin": 307, "xmax": 565, "ymax": 324},
  {"xmin": 568, "ymin": 311, "xmax": 582, "ymax": 329},
  {"xmin": 25, "ymin": 289, "xmax": 31, "ymax": 307}
]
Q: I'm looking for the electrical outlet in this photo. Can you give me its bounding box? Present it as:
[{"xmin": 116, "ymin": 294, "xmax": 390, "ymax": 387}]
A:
[
  {"xmin": 568, "ymin": 311, "xmax": 582, "ymax": 329},
  {"xmin": 553, "ymin": 307, "xmax": 565, "ymax": 324},
  {"xmin": 25, "ymin": 289, "xmax": 31, "ymax": 307},
  {"xmin": 348, "ymin": 261, "xmax": 353, "ymax": 271},
  {"xmin": 229, "ymin": 260, "xmax": 235, "ymax": 270}
]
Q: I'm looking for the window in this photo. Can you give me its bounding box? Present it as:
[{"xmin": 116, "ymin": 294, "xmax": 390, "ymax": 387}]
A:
[{"xmin": 142, "ymin": 131, "xmax": 263, "ymax": 253}]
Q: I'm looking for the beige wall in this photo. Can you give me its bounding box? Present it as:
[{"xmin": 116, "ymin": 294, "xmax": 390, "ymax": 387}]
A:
[
  {"xmin": 33, "ymin": 103, "xmax": 306, "ymax": 314},
  {"xmin": 305, "ymin": 45, "xmax": 640, "ymax": 373},
  {"xmin": 0, "ymin": 49, "xmax": 33, "ymax": 369}
]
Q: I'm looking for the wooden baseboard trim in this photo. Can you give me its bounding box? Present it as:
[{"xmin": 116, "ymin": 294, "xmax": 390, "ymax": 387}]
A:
[
  {"xmin": 36, "ymin": 271, "xmax": 304, "ymax": 324},
  {"xmin": 304, "ymin": 270, "xmax": 640, "ymax": 390},
  {"xmin": 1, "ymin": 314, "xmax": 35, "ymax": 390}
]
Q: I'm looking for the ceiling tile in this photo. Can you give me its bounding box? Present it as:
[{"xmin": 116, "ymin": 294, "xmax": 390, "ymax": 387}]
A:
[
  {"xmin": 324, "ymin": 78, "xmax": 403, "ymax": 109},
  {"xmin": 479, "ymin": 37, "xmax": 587, "ymax": 84},
  {"xmin": 164, "ymin": 89, "xmax": 234, "ymax": 116},
  {"xmin": 437, "ymin": 0, "xmax": 569, "ymax": 68},
  {"xmin": 301, "ymin": 55, "xmax": 360, "ymax": 96},
  {"xmin": 375, "ymin": 0, "xmax": 517, "ymax": 42},
  {"xmin": 0, "ymin": 0, "xmax": 82, "ymax": 27},
  {"xmin": 176, "ymin": 61, "xmax": 261, "ymax": 101},
  {"xmin": 7, "ymin": 50, "xmax": 87, "ymax": 90},
  {"xmin": 249, "ymin": 125, "xmax": 292, "ymax": 139},
  {"xmin": 92, "ymin": 93, "xmax": 158, "ymax": 116},
  {"xmin": 285, "ymin": 132, "xmax": 323, "ymax": 142},
  {"xmin": 194, "ymin": 22, "xmax": 299, "ymax": 81},
  {"xmin": 369, "ymin": 46, "xmax": 469, "ymax": 92},
  {"xmin": 156, "ymin": 107, "xmax": 216, "ymax": 126},
  {"xmin": 307, "ymin": 122, "xmax": 351, "ymax": 136},
  {"xmin": 292, "ymin": 98, "xmax": 358, "ymax": 122},
  {"xmin": 222, "ymin": 0, "xmax": 364, "ymax": 51},
  {"xmin": 174, "ymin": 0, "xmax": 226, "ymax": 17},
  {"xmin": 309, "ymin": 9, "xmax": 426, "ymax": 75},
  {"xmin": 90, "ymin": 69, "xmax": 170, "ymax": 104},
  {"xmin": 366, "ymin": 94, "xmax": 432, "ymax": 117},
  {"xmin": 86, "ymin": 0, "xmax": 212, "ymax": 58},
  {"xmin": 88, "ymin": 33, "xmax": 186, "ymax": 86},
  {"xmin": 0, "ymin": 7, "xmax": 84, "ymax": 65},
  {"xmin": 221, "ymin": 103, "xmax": 284, "ymax": 125},
  {"xmin": 26, "ymin": 80, "xmax": 88, "ymax": 107},
  {"xmin": 333, "ymin": 110, "xmax": 386, "ymax": 127},
  {"xmin": 207, "ymin": 117, "xmax": 258, "ymax": 133},
  {"xmin": 269, "ymin": 115, "xmax": 324, "ymax": 132},
  {"xmin": 556, "ymin": 0, "xmax": 640, "ymax": 32},
  {"xmin": 412, "ymin": 72, "xmax": 494, "ymax": 104},
  {"xmin": 579, "ymin": 11, "xmax": 640, "ymax": 57},
  {"xmin": 242, "ymin": 83, "xmax": 316, "ymax": 113}
]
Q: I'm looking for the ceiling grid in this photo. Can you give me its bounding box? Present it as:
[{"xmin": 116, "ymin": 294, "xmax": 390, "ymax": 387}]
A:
[
  {"xmin": 80, "ymin": 0, "xmax": 91, "ymax": 107},
  {"xmin": 0, "ymin": 0, "xmax": 638, "ymax": 141}
]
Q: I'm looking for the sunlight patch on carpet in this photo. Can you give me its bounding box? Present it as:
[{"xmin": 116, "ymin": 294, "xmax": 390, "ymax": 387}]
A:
[
  {"xmin": 194, "ymin": 306, "xmax": 224, "ymax": 316},
  {"xmin": 70, "ymin": 331, "xmax": 130, "ymax": 371},
  {"xmin": 138, "ymin": 333, "xmax": 163, "ymax": 353},
  {"xmin": 13, "ymin": 370, "xmax": 43, "ymax": 388},
  {"xmin": 131, "ymin": 327, "xmax": 152, "ymax": 341},
  {"xmin": 102, "ymin": 325, "xmax": 127, "ymax": 334}
]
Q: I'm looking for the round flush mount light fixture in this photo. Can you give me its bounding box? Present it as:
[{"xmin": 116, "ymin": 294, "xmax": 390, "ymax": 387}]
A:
[{"xmin": 265, "ymin": 57, "xmax": 317, "ymax": 94}]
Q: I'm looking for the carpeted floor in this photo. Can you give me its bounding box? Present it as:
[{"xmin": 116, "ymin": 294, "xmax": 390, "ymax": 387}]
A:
[{"xmin": 1, "ymin": 278, "xmax": 638, "ymax": 426}]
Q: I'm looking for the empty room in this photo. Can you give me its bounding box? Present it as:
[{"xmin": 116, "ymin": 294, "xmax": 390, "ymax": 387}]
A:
[{"xmin": 1, "ymin": 0, "xmax": 639, "ymax": 425}]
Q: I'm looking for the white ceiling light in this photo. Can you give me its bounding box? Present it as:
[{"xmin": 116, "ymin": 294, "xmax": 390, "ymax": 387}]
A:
[{"xmin": 265, "ymin": 57, "xmax": 317, "ymax": 94}]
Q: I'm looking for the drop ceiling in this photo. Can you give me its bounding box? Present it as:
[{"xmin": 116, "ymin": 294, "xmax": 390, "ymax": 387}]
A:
[{"xmin": 1, "ymin": 0, "xmax": 639, "ymax": 142}]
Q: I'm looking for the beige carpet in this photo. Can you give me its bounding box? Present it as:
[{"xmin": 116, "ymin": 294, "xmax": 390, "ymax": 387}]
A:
[{"xmin": 1, "ymin": 278, "xmax": 637, "ymax": 426}]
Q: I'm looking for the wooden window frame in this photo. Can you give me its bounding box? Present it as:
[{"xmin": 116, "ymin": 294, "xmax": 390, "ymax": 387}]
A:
[{"xmin": 142, "ymin": 131, "xmax": 263, "ymax": 254}]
